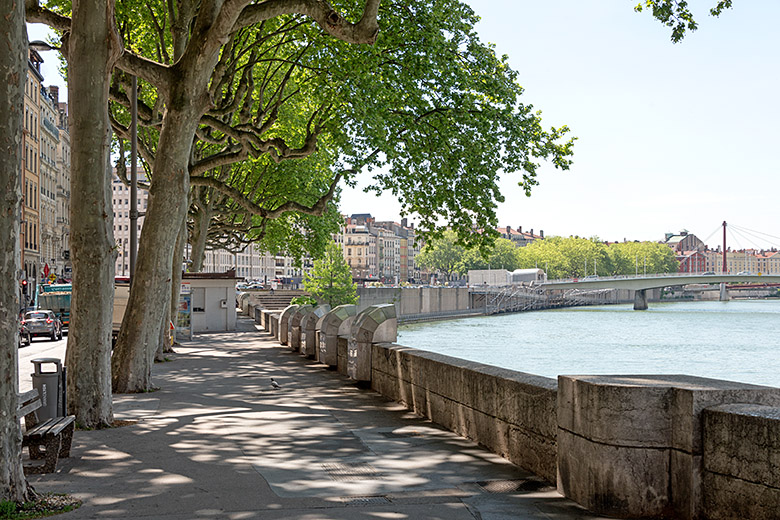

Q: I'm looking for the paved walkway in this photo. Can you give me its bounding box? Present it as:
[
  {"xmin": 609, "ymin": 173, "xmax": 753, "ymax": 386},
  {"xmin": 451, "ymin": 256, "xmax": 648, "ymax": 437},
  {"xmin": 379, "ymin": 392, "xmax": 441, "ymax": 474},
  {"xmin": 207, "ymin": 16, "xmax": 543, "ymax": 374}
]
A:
[{"xmin": 27, "ymin": 317, "xmax": 607, "ymax": 519}]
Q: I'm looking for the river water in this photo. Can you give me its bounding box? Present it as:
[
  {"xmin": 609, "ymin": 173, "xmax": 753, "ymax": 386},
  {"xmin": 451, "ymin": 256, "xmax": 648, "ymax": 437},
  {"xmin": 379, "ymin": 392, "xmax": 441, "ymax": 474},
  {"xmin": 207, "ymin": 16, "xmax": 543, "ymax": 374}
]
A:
[{"xmin": 397, "ymin": 300, "xmax": 780, "ymax": 388}]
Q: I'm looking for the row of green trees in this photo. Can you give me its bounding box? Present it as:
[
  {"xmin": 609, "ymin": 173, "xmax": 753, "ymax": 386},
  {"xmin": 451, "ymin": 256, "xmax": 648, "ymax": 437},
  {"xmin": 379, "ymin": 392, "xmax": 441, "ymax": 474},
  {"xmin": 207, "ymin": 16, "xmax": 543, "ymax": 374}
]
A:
[{"xmin": 416, "ymin": 231, "xmax": 679, "ymax": 280}]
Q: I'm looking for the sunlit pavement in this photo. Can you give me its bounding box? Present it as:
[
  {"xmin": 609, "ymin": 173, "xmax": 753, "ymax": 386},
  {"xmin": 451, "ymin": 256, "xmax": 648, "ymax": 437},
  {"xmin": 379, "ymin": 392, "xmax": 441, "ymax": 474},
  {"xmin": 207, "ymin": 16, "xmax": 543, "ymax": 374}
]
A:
[{"xmin": 24, "ymin": 317, "xmax": 608, "ymax": 519}]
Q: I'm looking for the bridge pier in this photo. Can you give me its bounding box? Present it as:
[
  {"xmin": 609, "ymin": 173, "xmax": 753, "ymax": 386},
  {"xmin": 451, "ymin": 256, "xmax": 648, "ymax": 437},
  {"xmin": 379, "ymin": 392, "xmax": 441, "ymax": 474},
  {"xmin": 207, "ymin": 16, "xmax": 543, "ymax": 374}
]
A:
[
  {"xmin": 633, "ymin": 289, "xmax": 648, "ymax": 310},
  {"xmin": 719, "ymin": 282, "xmax": 730, "ymax": 302}
]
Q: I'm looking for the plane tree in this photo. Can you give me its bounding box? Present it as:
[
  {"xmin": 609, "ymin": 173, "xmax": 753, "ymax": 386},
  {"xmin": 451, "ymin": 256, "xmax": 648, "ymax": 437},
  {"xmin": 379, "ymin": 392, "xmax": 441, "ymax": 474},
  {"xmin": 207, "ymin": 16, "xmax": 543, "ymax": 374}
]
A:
[
  {"xmin": 2, "ymin": 0, "xmax": 726, "ymax": 498},
  {"xmin": 101, "ymin": 0, "xmax": 572, "ymax": 392},
  {"xmin": 459, "ymin": 238, "xmax": 521, "ymax": 274},
  {"xmin": 635, "ymin": 0, "xmax": 733, "ymax": 42},
  {"xmin": 0, "ymin": 0, "xmax": 32, "ymax": 501},
  {"xmin": 416, "ymin": 230, "xmax": 467, "ymax": 281},
  {"xmin": 514, "ymin": 237, "xmax": 607, "ymax": 279},
  {"xmin": 26, "ymin": 0, "xmax": 575, "ymax": 396}
]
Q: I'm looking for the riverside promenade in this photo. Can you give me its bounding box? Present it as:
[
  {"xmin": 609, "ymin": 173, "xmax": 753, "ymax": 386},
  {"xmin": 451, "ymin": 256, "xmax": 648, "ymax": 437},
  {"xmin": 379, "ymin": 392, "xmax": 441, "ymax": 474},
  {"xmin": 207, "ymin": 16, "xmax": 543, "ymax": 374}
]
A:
[{"xmin": 24, "ymin": 317, "xmax": 607, "ymax": 519}]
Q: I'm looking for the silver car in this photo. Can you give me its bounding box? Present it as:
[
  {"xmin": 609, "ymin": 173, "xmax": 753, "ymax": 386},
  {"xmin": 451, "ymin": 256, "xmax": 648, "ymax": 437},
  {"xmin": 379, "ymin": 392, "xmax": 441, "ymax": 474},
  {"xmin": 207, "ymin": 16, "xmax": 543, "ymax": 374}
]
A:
[{"xmin": 22, "ymin": 310, "xmax": 63, "ymax": 341}]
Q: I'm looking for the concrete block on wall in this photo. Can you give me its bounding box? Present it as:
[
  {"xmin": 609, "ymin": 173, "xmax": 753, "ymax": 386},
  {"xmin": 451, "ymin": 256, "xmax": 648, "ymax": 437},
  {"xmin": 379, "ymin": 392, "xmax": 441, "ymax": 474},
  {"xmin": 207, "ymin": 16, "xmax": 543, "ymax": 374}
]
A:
[
  {"xmin": 318, "ymin": 305, "xmax": 357, "ymax": 367},
  {"xmin": 557, "ymin": 374, "xmax": 780, "ymax": 519},
  {"xmin": 701, "ymin": 404, "xmax": 780, "ymax": 519},
  {"xmin": 278, "ymin": 305, "xmax": 298, "ymax": 345}
]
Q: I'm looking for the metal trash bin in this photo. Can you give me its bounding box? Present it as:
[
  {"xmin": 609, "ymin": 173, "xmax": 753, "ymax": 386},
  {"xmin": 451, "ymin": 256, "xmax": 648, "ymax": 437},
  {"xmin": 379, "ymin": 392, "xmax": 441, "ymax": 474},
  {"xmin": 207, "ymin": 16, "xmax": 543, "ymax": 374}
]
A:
[{"xmin": 31, "ymin": 358, "xmax": 65, "ymax": 420}]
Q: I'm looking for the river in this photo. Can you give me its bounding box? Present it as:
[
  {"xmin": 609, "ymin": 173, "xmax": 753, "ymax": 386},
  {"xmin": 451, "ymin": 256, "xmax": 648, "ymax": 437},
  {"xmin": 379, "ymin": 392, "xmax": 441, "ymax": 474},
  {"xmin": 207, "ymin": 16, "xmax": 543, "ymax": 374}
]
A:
[{"xmin": 397, "ymin": 300, "xmax": 780, "ymax": 388}]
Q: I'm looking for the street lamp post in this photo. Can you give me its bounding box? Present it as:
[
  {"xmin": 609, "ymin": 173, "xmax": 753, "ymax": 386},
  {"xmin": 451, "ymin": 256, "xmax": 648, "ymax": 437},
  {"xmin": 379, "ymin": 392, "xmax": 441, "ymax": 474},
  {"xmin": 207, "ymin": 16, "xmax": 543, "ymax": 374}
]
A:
[{"xmin": 129, "ymin": 76, "xmax": 138, "ymax": 283}]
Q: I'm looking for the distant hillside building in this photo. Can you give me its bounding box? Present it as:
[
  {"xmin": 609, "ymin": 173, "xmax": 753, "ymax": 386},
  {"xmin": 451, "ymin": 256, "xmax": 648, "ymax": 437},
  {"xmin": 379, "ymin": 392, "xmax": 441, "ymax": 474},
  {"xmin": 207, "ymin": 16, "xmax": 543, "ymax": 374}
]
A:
[
  {"xmin": 704, "ymin": 248, "xmax": 780, "ymax": 274},
  {"xmin": 336, "ymin": 214, "xmax": 421, "ymax": 283},
  {"xmin": 664, "ymin": 231, "xmax": 704, "ymax": 252},
  {"xmin": 677, "ymin": 250, "xmax": 707, "ymax": 273},
  {"xmin": 496, "ymin": 225, "xmax": 544, "ymax": 247}
]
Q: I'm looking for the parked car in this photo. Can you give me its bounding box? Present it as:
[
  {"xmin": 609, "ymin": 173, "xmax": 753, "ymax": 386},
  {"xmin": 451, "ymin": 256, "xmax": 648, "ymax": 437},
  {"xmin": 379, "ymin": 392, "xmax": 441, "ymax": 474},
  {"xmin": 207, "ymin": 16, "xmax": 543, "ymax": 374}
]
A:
[{"xmin": 22, "ymin": 310, "xmax": 63, "ymax": 341}]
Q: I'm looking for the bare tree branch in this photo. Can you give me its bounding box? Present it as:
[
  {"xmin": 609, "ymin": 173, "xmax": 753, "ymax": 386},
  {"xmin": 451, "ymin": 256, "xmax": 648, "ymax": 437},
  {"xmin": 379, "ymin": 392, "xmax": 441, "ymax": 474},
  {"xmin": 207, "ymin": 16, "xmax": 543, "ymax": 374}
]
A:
[
  {"xmin": 236, "ymin": 0, "xmax": 380, "ymax": 45},
  {"xmin": 115, "ymin": 52, "xmax": 173, "ymax": 92},
  {"xmin": 190, "ymin": 172, "xmax": 342, "ymax": 218},
  {"xmin": 25, "ymin": 4, "xmax": 71, "ymax": 32}
]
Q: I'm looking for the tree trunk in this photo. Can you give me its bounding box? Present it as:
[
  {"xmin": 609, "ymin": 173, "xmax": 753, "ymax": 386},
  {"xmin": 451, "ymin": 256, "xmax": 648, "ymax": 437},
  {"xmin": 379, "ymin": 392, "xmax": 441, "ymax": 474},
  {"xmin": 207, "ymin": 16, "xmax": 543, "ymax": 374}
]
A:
[
  {"xmin": 0, "ymin": 0, "xmax": 32, "ymax": 501},
  {"xmin": 189, "ymin": 198, "xmax": 211, "ymax": 272},
  {"xmin": 111, "ymin": 105, "xmax": 197, "ymax": 392},
  {"xmin": 154, "ymin": 310, "xmax": 167, "ymax": 362},
  {"xmin": 168, "ymin": 217, "xmax": 187, "ymax": 345},
  {"xmin": 64, "ymin": 0, "xmax": 122, "ymax": 428},
  {"xmin": 111, "ymin": 4, "xmax": 255, "ymax": 392}
]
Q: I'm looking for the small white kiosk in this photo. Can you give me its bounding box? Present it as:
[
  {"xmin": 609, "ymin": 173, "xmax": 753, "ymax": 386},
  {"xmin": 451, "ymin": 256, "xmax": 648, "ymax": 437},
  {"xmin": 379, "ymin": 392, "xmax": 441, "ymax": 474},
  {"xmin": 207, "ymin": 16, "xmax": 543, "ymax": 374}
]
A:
[{"xmin": 182, "ymin": 270, "xmax": 239, "ymax": 333}]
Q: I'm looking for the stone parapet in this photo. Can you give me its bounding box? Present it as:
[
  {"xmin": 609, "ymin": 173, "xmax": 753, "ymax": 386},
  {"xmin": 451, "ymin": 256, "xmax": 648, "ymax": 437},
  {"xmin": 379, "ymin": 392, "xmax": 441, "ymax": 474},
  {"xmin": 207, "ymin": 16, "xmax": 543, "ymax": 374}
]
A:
[
  {"xmin": 337, "ymin": 337, "xmax": 349, "ymax": 376},
  {"xmin": 347, "ymin": 304, "xmax": 396, "ymax": 383},
  {"xmin": 300, "ymin": 304, "xmax": 330, "ymax": 359},
  {"xmin": 288, "ymin": 305, "xmax": 312, "ymax": 352},
  {"xmin": 269, "ymin": 313, "xmax": 279, "ymax": 338},
  {"xmin": 317, "ymin": 305, "xmax": 356, "ymax": 367},
  {"xmin": 260, "ymin": 309, "xmax": 281, "ymax": 332},
  {"xmin": 557, "ymin": 375, "xmax": 780, "ymax": 519},
  {"xmin": 701, "ymin": 404, "xmax": 780, "ymax": 519},
  {"xmin": 371, "ymin": 344, "xmax": 558, "ymax": 483},
  {"xmin": 278, "ymin": 305, "xmax": 298, "ymax": 345}
]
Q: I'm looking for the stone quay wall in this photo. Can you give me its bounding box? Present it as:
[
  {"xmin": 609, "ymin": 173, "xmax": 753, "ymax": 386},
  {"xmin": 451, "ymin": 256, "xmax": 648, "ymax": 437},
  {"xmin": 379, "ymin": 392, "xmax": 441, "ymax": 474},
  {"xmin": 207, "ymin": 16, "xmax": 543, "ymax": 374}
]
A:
[
  {"xmin": 370, "ymin": 343, "xmax": 558, "ymax": 483},
  {"xmin": 249, "ymin": 303, "xmax": 780, "ymax": 519},
  {"xmin": 356, "ymin": 287, "xmax": 474, "ymax": 321}
]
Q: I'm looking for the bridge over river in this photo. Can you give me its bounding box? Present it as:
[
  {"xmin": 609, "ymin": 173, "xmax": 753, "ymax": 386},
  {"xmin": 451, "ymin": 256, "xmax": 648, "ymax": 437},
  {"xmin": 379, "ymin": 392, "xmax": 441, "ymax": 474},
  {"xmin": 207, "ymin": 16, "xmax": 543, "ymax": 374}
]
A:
[{"xmin": 540, "ymin": 273, "xmax": 780, "ymax": 310}]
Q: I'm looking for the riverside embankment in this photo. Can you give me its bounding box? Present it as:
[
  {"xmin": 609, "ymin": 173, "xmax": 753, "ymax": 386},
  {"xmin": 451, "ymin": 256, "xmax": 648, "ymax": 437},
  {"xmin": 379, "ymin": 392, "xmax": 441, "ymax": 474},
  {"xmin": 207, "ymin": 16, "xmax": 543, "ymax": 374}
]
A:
[{"xmin": 255, "ymin": 300, "xmax": 780, "ymax": 519}]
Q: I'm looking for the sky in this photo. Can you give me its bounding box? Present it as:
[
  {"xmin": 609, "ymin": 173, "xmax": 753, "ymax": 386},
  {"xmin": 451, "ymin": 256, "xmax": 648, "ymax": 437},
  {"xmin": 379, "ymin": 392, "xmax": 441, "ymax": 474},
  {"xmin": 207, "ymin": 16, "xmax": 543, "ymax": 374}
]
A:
[
  {"xmin": 342, "ymin": 1, "xmax": 780, "ymax": 248},
  {"xmin": 28, "ymin": 2, "xmax": 780, "ymax": 249}
]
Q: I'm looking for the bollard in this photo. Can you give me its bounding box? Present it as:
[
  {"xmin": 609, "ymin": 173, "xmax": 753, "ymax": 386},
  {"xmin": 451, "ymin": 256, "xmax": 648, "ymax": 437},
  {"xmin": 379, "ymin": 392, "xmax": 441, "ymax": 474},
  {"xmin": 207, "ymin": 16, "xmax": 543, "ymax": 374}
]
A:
[
  {"xmin": 289, "ymin": 305, "xmax": 312, "ymax": 352},
  {"xmin": 347, "ymin": 304, "xmax": 397, "ymax": 384},
  {"xmin": 278, "ymin": 305, "xmax": 299, "ymax": 345},
  {"xmin": 31, "ymin": 358, "xmax": 65, "ymax": 420},
  {"xmin": 300, "ymin": 304, "xmax": 330, "ymax": 359},
  {"xmin": 317, "ymin": 305, "xmax": 357, "ymax": 368}
]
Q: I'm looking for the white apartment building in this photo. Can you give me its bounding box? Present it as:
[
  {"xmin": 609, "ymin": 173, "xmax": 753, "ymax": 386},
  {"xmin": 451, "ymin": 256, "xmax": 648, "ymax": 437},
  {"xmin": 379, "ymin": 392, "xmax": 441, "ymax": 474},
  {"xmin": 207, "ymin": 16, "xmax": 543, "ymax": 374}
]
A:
[
  {"xmin": 201, "ymin": 245, "xmax": 309, "ymax": 283},
  {"xmin": 112, "ymin": 172, "xmax": 149, "ymax": 277},
  {"xmin": 111, "ymin": 175, "xmax": 307, "ymax": 282},
  {"xmin": 377, "ymin": 228, "xmax": 400, "ymax": 283},
  {"xmin": 53, "ymin": 87, "xmax": 71, "ymax": 278}
]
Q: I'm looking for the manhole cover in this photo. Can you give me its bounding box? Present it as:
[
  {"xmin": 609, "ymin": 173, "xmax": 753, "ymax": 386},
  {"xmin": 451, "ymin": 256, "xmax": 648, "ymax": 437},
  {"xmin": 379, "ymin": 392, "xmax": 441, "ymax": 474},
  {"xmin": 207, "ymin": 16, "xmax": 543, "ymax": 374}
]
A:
[
  {"xmin": 475, "ymin": 479, "xmax": 551, "ymax": 493},
  {"xmin": 338, "ymin": 496, "xmax": 392, "ymax": 506},
  {"xmin": 322, "ymin": 462, "xmax": 384, "ymax": 481}
]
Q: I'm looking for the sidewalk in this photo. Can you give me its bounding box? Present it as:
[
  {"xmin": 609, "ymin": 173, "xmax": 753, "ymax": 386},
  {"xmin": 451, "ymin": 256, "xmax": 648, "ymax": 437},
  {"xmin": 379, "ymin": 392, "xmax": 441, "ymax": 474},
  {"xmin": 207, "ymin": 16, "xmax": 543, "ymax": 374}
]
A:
[{"xmin": 27, "ymin": 317, "xmax": 607, "ymax": 519}]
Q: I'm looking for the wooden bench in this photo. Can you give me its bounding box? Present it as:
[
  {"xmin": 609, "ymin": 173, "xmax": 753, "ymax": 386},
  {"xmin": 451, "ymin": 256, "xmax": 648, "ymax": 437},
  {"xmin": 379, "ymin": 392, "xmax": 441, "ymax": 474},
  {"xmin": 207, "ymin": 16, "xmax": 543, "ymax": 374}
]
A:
[{"xmin": 17, "ymin": 389, "xmax": 76, "ymax": 474}]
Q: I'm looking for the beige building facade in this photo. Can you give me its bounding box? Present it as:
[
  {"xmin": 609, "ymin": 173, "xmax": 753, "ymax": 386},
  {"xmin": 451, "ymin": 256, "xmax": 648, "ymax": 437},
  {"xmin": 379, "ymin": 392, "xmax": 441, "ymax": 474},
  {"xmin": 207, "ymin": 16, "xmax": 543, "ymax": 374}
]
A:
[
  {"xmin": 704, "ymin": 249, "xmax": 780, "ymax": 275},
  {"xmin": 22, "ymin": 50, "xmax": 44, "ymax": 294}
]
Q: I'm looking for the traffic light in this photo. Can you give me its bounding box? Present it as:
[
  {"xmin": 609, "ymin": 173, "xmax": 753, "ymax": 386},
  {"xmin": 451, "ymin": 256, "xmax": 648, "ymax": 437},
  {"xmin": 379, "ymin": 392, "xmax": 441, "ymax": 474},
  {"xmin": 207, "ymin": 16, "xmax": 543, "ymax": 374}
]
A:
[{"xmin": 21, "ymin": 280, "xmax": 27, "ymax": 295}]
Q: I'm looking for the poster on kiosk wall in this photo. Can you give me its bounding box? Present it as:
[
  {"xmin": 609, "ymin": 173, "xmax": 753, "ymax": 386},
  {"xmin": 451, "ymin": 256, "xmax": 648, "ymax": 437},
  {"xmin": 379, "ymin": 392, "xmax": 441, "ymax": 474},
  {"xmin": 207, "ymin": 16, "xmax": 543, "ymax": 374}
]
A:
[{"xmin": 176, "ymin": 282, "xmax": 193, "ymax": 341}]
